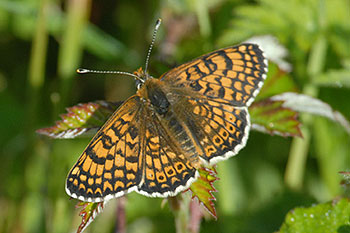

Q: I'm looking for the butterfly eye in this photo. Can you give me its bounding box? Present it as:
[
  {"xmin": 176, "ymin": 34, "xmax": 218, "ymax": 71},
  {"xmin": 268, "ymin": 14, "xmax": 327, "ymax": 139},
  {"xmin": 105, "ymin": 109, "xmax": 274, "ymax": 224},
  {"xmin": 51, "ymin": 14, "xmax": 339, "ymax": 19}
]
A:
[{"xmin": 135, "ymin": 79, "xmax": 143, "ymax": 89}]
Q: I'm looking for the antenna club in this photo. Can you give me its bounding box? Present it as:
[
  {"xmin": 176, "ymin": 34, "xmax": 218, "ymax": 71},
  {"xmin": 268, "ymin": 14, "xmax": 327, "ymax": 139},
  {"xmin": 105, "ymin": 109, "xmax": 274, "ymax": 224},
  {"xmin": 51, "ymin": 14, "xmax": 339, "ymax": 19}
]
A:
[
  {"xmin": 155, "ymin": 19, "xmax": 162, "ymax": 29},
  {"xmin": 76, "ymin": 68, "xmax": 89, "ymax": 74}
]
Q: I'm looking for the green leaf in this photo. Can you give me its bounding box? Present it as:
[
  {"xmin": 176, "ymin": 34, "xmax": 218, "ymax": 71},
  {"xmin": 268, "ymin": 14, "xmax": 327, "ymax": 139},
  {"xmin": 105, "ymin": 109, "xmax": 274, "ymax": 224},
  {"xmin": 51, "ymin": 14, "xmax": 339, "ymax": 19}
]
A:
[
  {"xmin": 250, "ymin": 99, "xmax": 302, "ymax": 137},
  {"xmin": 190, "ymin": 166, "xmax": 218, "ymax": 219},
  {"xmin": 36, "ymin": 101, "xmax": 120, "ymax": 139},
  {"xmin": 83, "ymin": 24, "xmax": 139, "ymax": 64},
  {"xmin": 76, "ymin": 201, "xmax": 105, "ymax": 233},
  {"xmin": 313, "ymin": 69, "xmax": 350, "ymax": 88},
  {"xmin": 279, "ymin": 198, "xmax": 350, "ymax": 233},
  {"xmin": 339, "ymin": 172, "xmax": 350, "ymax": 197},
  {"xmin": 271, "ymin": 92, "xmax": 350, "ymax": 134},
  {"xmin": 257, "ymin": 63, "xmax": 298, "ymax": 100}
]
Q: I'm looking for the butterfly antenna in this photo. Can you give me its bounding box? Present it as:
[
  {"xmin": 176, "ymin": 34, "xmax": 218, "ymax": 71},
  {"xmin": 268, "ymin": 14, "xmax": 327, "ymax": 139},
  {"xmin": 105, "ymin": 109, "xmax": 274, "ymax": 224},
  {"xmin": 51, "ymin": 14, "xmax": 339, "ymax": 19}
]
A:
[
  {"xmin": 144, "ymin": 18, "xmax": 162, "ymax": 73},
  {"xmin": 77, "ymin": 68, "xmax": 143, "ymax": 82}
]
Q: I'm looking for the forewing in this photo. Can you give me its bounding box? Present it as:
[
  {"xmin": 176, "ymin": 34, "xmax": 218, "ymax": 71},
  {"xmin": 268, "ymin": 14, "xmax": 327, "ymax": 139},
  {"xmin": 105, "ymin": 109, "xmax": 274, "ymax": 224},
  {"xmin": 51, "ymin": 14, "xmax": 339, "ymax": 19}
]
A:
[
  {"xmin": 65, "ymin": 96, "xmax": 143, "ymax": 202},
  {"xmin": 160, "ymin": 44, "xmax": 267, "ymax": 107}
]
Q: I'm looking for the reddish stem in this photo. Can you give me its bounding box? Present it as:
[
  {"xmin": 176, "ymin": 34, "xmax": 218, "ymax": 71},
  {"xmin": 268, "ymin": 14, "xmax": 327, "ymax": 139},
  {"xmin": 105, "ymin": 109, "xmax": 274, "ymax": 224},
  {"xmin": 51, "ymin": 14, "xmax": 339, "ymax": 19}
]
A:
[
  {"xmin": 115, "ymin": 196, "xmax": 126, "ymax": 233},
  {"xmin": 189, "ymin": 200, "xmax": 203, "ymax": 233}
]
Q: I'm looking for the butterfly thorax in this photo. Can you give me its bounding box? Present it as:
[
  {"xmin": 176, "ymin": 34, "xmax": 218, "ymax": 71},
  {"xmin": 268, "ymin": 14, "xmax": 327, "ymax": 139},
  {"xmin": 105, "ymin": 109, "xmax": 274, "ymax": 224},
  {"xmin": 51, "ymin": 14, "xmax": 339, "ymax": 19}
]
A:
[{"xmin": 137, "ymin": 78, "xmax": 170, "ymax": 115}]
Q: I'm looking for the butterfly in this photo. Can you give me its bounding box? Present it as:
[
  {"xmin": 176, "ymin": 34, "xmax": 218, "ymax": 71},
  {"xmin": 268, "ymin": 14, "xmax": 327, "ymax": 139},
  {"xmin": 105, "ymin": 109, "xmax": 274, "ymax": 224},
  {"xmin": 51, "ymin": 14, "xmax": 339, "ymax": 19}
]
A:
[{"xmin": 65, "ymin": 38, "xmax": 267, "ymax": 203}]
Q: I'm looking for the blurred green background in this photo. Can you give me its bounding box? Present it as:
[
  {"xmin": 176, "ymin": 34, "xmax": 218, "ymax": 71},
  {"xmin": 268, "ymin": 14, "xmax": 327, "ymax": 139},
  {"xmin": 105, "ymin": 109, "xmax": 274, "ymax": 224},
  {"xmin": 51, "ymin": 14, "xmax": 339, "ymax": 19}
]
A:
[{"xmin": 0, "ymin": 0, "xmax": 349, "ymax": 232}]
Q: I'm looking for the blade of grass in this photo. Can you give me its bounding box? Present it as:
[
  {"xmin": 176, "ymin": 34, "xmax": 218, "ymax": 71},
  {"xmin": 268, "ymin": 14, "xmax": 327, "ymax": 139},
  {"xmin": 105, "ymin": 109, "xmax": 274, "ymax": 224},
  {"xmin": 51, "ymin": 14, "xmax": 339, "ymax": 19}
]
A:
[
  {"xmin": 25, "ymin": 1, "xmax": 51, "ymax": 232},
  {"xmin": 194, "ymin": 0, "xmax": 211, "ymax": 37},
  {"xmin": 57, "ymin": 0, "xmax": 91, "ymax": 112},
  {"xmin": 27, "ymin": 0, "xmax": 49, "ymax": 131}
]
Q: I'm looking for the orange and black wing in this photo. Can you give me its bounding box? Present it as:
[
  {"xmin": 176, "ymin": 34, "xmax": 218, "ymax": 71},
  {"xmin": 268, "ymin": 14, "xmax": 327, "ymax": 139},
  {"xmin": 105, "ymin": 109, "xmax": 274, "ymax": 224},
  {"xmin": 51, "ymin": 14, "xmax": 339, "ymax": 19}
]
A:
[
  {"xmin": 172, "ymin": 96, "xmax": 251, "ymax": 164},
  {"xmin": 66, "ymin": 96, "xmax": 198, "ymax": 202},
  {"xmin": 158, "ymin": 44, "xmax": 267, "ymax": 164},
  {"xmin": 160, "ymin": 43, "xmax": 267, "ymax": 107},
  {"xmin": 65, "ymin": 96, "xmax": 144, "ymax": 202}
]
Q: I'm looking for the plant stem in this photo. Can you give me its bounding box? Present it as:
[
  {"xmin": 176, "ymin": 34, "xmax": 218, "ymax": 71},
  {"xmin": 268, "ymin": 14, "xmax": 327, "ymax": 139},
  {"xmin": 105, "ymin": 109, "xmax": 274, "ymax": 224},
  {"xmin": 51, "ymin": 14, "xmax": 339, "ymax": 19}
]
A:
[
  {"xmin": 284, "ymin": 89, "xmax": 313, "ymax": 190},
  {"xmin": 284, "ymin": 33, "xmax": 327, "ymax": 190},
  {"xmin": 169, "ymin": 194, "xmax": 191, "ymax": 233},
  {"xmin": 27, "ymin": 0, "xmax": 49, "ymax": 132},
  {"xmin": 115, "ymin": 197, "xmax": 126, "ymax": 233},
  {"xmin": 189, "ymin": 200, "xmax": 202, "ymax": 233},
  {"xmin": 24, "ymin": 0, "xmax": 50, "ymax": 231},
  {"xmin": 285, "ymin": 0, "xmax": 328, "ymax": 190}
]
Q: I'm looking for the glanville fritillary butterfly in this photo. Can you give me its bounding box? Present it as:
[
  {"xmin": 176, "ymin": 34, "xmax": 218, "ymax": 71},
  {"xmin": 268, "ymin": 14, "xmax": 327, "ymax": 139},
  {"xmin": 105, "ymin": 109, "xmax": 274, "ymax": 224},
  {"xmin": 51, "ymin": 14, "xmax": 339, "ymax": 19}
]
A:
[{"xmin": 66, "ymin": 19, "xmax": 268, "ymax": 202}]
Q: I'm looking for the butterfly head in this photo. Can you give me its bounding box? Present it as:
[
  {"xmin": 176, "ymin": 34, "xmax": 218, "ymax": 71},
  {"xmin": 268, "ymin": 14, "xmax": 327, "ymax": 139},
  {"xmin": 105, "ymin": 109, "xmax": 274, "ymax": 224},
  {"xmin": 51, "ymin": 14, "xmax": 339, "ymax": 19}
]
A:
[{"xmin": 134, "ymin": 67, "xmax": 153, "ymax": 89}]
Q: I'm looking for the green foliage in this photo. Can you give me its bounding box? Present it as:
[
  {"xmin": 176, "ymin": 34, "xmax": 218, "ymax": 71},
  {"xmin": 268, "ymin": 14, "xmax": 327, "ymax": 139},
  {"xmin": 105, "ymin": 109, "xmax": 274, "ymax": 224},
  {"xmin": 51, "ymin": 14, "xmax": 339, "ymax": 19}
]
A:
[
  {"xmin": 36, "ymin": 101, "xmax": 120, "ymax": 138},
  {"xmin": 314, "ymin": 69, "xmax": 350, "ymax": 88},
  {"xmin": 76, "ymin": 202, "xmax": 105, "ymax": 233},
  {"xmin": 249, "ymin": 100, "xmax": 301, "ymax": 137},
  {"xmin": 190, "ymin": 167, "xmax": 218, "ymax": 218},
  {"xmin": 279, "ymin": 198, "xmax": 350, "ymax": 233}
]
